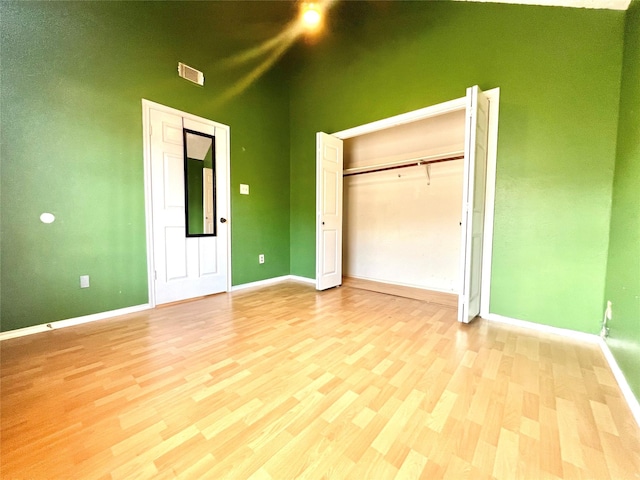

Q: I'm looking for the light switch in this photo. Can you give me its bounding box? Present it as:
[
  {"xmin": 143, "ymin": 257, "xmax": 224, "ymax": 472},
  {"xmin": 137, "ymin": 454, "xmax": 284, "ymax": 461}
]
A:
[
  {"xmin": 240, "ymin": 184, "xmax": 249, "ymax": 195},
  {"xmin": 80, "ymin": 275, "xmax": 90, "ymax": 288}
]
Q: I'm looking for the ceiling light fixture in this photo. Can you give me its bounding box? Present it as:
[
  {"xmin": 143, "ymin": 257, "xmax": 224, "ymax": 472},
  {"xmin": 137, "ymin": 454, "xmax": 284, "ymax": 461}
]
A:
[{"xmin": 300, "ymin": 3, "xmax": 323, "ymax": 32}]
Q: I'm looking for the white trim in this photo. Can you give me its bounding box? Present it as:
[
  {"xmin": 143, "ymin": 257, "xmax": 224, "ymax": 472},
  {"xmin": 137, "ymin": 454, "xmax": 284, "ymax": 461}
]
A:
[
  {"xmin": 332, "ymin": 97, "xmax": 467, "ymax": 140},
  {"xmin": 142, "ymin": 100, "xmax": 156, "ymax": 307},
  {"xmin": 598, "ymin": 338, "xmax": 640, "ymax": 427},
  {"xmin": 225, "ymin": 132, "xmax": 233, "ymax": 292},
  {"xmin": 480, "ymin": 88, "xmax": 500, "ymax": 317},
  {"xmin": 330, "ymin": 87, "xmax": 500, "ymax": 317},
  {"xmin": 232, "ymin": 276, "xmax": 291, "ymax": 291},
  {"xmin": 457, "ymin": 0, "xmax": 631, "ymax": 11},
  {"xmin": 0, "ymin": 324, "xmax": 50, "ymax": 341},
  {"xmin": 288, "ymin": 275, "xmax": 316, "ymax": 285},
  {"xmin": 0, "ymin": 304, "xmax": 151, "ymax": 341},
  {"xmin": 483, "ymin": 312, "xmax": 640, "ymax": 428},
  {"xmin": 231, "ymin": 275, "xmax": 316, "ymax": 292},
  {"xmin": 141, "ymin": 99, "xmax": 232, "ymax": 308},
  {"xmin": 483, "ymin": 313, "xmax": 601, "ymax": 343}
]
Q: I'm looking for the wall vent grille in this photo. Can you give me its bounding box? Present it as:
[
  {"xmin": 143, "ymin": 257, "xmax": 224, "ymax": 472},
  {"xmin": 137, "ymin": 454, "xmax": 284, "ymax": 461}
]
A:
[{"xmin": 178, "ymin": 62, "xmax": 204, "ymax": 86}]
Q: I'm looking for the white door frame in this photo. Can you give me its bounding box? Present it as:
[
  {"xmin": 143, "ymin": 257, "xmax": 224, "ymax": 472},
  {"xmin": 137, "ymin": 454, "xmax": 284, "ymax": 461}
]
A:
[
  {"xmin": 141, "ymin": 99, "xmax": 232, "ymax": 307},
  {"xmin": 331, "ymin": 88, "xmax": 500, "ymax": 318}
]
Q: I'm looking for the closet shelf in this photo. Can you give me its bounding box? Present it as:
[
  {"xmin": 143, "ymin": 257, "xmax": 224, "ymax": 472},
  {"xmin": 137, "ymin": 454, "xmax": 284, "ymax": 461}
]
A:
[{"xmin": 343, "ymin": 150, "xmax": 464, "ymax": 177}]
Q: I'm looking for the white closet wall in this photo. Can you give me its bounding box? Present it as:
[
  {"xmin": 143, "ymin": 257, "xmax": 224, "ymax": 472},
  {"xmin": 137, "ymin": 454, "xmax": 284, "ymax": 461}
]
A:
[
  {"xmin": 345, "ymin": 110, "xmax": 465, "ymax": 168},
  {"xmin": 343, "ymin": 110, "xmax": 466, "ymax": 293}
]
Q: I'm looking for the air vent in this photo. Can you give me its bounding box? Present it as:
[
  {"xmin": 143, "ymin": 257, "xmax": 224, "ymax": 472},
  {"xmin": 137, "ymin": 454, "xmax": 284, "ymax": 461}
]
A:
[{"xmin": 178, "ymin": 62, "xmax": 204, "ymax": 86}]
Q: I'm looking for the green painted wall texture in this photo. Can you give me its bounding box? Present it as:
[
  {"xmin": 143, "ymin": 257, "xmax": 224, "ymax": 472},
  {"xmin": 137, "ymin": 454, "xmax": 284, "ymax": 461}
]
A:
[
  {"xmin": 0, "ymin": 0, "xmax": 637, "ymax": 403},
  {"xmin": 0, "ymin": 1, "xmax": 292, "ymax": 331},
  {"xmin": 289, "ymin": 2, "xmax": 625, "ymax": 335},
  {"xmin": 604, "ymin": 0, "xmax": 640, "ymax": 400}
]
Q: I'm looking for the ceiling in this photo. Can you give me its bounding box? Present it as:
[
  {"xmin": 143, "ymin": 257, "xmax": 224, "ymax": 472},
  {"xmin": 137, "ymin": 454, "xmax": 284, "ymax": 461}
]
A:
[{"xmin": 458, "ymin": 0, "xmax": 631, "ymax": 10}]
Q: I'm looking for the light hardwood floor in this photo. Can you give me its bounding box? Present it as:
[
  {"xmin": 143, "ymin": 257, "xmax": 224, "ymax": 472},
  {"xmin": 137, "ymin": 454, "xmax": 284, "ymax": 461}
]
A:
[{"xmin": 1, "ymin": 282, "xmax": 639, "ymax": 479}]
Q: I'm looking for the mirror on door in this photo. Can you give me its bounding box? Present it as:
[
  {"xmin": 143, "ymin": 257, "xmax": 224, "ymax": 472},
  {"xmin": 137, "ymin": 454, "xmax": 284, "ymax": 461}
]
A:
[{"xmin": 183, "ymin": 129, "xmax": 216, "ymax": 237}]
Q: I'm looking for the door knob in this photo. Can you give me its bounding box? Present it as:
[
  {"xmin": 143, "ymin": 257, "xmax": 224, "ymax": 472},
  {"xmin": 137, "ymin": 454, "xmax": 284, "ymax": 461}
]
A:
[{"xmin": 220, "ymin": 218, "xmax": 227, "ymax": 223}]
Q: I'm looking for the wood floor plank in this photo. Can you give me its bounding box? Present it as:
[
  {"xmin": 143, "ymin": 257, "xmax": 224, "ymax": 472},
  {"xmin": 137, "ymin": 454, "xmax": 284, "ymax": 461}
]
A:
[{"xmin": 1, "ymin": 281, "xmax": 639, "ymax": 479}]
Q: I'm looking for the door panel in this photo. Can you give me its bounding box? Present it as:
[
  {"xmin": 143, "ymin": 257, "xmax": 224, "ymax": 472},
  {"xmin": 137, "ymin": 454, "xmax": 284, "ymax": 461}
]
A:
[
  {"xmin": 316, "ymin": 132, "xmax": 344, "ymax": 290},
  {"xmin": 323, "ymin": 230, "xmax": 338, "ymax": 275},
  {"xmin": 162, "ymin": 121, "xmax": 183, "ymax": 145},
  {"xmin": 165, "ymin": 227, "xmax": 188, "ymax": 280},
  {"xmin": 164, "ymin": 153, "xmax": 184, "ymax": 208},
  {"xmin": 458, "ymin": 85, "xmax": 489, "ymax": 323},
  {"xmin": 200, "ymin": 236, "xmax": 217, "ymax": 275},
  {"xmin": 323, "ymin": 170, "xmax": 338, "ymax": 214}
]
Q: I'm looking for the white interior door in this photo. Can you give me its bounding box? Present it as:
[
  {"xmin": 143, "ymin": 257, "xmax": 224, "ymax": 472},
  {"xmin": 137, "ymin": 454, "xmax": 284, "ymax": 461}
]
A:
[
  {"xmin": 458, "ymin": 85, "xmax": 490, "ymax": 323},
  {"xmin": 149, "ymin": 108, "xmax": 229, "ymax": 305},
  {"xmin": 316, "ymin": 132, "xmax": 344, "ymax": 290}
]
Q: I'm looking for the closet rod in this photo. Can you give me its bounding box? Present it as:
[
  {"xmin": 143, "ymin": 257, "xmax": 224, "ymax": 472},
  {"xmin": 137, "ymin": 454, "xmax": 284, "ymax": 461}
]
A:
[{"xmin": 343, "ymin": 152, "xmax": 464, "ymax": 177}]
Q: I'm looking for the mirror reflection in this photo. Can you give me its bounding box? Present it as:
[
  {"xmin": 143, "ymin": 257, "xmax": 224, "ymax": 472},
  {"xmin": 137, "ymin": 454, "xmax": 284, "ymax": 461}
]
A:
[{"xmin": 184, "ymin": 129, "xmax": 216, "ymax": 236}]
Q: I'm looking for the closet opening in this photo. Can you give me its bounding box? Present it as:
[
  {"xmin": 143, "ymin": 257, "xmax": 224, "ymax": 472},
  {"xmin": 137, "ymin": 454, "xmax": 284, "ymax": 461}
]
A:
[
  {"xmin": 342, "ymin": 108, "xmax": 466, "ymax": 307},
  {"xmin": 316, "ymin": 86, "xmax": 500, "ymax": 323}
]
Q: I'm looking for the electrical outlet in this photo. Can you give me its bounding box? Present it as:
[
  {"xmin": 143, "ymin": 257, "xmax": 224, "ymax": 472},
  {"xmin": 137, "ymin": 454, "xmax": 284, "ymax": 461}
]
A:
[
  {"xmin": 240, "ymin": 184, "xmax": 249, "ymax": 195},
  {"xmin": 259, "ymin": 254, "xmax": 265, "ymax": 264},
  {"xmin": 80, "ymin": 275, "xmax": 90, "ymax": 288}
]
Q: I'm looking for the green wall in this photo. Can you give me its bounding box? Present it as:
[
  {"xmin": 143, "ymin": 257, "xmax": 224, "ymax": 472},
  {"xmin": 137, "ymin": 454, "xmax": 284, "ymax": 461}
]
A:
[
  {"xmin": 0, "ymin": 1, "xmax": 292, "ymax": 331},
  {"xmin": 604, "ymin": 1, "xmax": 640, "ymax": 400},
  {"xmin": 289, "ymin": 1, "xmax": 625, "ymax": 334},
  {"xmin": 0, "ymin": 0, "xmax": 634, "ymax": 367}
]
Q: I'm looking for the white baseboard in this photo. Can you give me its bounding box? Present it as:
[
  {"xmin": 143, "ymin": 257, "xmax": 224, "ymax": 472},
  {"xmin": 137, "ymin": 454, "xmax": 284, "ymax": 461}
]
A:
[
  {"xmin": 2, "ymin": 275, "xmax": 317, "ymax": 340},
  {"xmin": 598, "ymin": 338, "xmax": 640, "ymax": 428},
  {"xmin": 482, "ymin": 313, "xmax": 600, "ymax": 343},
  {"xmin": 0, "ymin": 324, "xmax": 51, "ymax": 341},
  {"xmin": 231, "ymin": 275, "xmax": 315, "ymax": 292},
  {"xmin": 0, "ymin": 304, "xmax": 151, "ymax": 342},
  {"xmin": 483, "ymin": 312, "xmax": 640, "ymax": 428},
  {"xmin": 346, "ymin": 274, "xmax": 458, "ymax": 295},
  {"xmin": 288, "ymin": 275, "xmax": 315, "ymax": 285}
]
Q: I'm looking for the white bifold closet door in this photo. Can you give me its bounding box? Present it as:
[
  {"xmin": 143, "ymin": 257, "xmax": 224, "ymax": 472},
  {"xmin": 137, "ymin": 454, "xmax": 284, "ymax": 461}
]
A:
[
  {"xmin": 316, "ymin": 85, "xmax": 489, "ymax": 324},
  {"xmin": 458, "ymin": 85, "xmax": 489, "ymax": 323},
  {"xmin": 316, "ymin": 132, "xmax": 344, "ymax": 291}
]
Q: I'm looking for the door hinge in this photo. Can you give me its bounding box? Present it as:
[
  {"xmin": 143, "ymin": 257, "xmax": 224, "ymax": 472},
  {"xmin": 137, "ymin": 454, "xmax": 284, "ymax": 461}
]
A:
[
  {"xmin": 154, "ymin": 270, "xmax": 157, "ymax": 280},
  {"xmin": 149, "ymin": 125, "xmax": 153, "ymax": 136}
]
